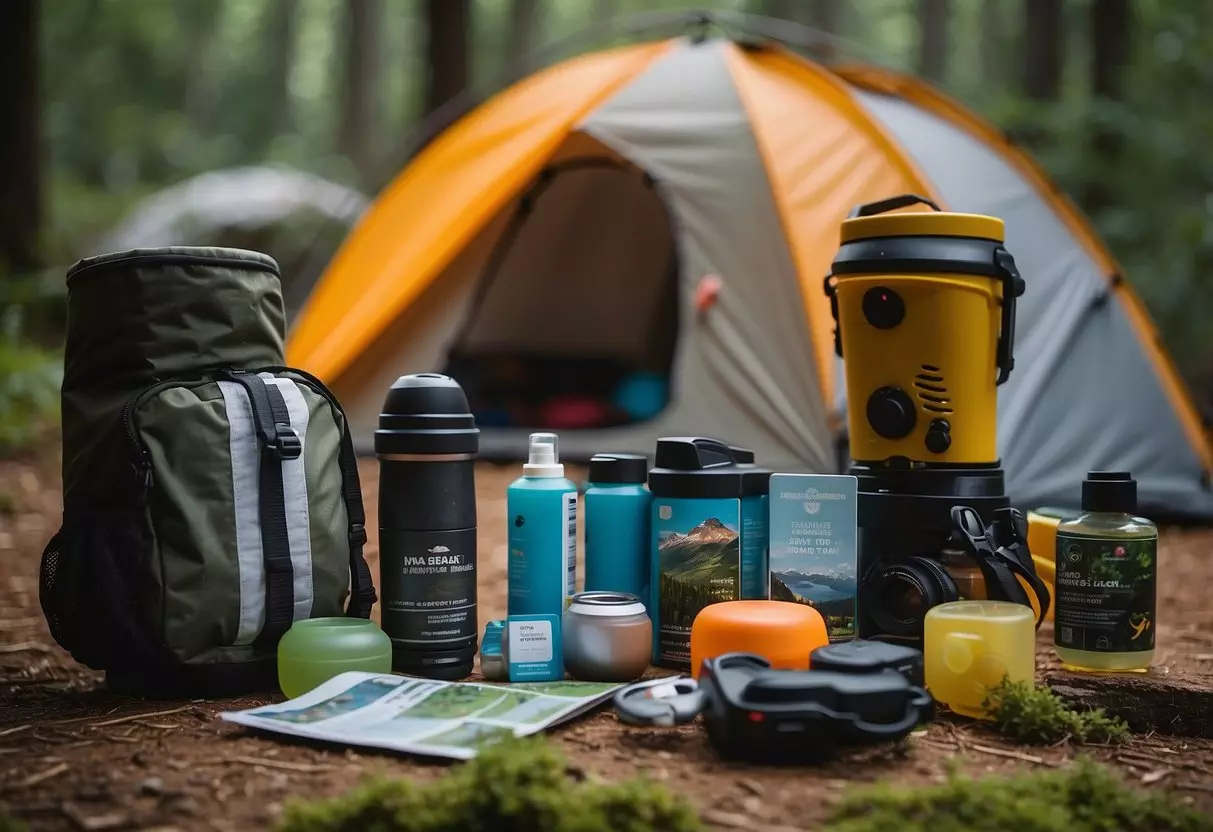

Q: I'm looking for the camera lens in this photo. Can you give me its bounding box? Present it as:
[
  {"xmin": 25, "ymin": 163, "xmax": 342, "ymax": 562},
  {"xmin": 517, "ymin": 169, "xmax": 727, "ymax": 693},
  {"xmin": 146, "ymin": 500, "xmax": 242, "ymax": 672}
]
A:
[
  {"xmin": 865, "ymin": 557, "xmax": 957, "ymax": 638},
  {"xmin": 862, "ymin": 287, "xmax": 904, "ymax": 329}
]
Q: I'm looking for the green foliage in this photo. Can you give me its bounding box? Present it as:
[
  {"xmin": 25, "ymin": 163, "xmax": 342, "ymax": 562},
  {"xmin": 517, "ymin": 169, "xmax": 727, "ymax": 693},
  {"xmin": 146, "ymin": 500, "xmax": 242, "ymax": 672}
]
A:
[
  {"xmin": 0, "ymin": 303, "xmax": 62, "ymax": 455},
  {"xmin": 0, "ymin": 807, "xmax": 28, "ymax": 832},
  {"xmin": 275, "ymin": 735, "xmax": 704, "ymax": 832},
  {"xmin": 980, "ymin": 677, "xmax": 1129, "ymax": 746},
  {"xmin": 824, "ymin": 756, "xmax": 1213, "ymax": 832}
]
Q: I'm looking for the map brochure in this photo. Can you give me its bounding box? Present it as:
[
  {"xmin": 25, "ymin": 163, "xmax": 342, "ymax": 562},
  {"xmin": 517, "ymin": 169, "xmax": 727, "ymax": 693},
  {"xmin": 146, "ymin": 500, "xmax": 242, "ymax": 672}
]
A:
[{"xmin": 220, "ymin": 671, "xmax": 623, "ymax": 760}]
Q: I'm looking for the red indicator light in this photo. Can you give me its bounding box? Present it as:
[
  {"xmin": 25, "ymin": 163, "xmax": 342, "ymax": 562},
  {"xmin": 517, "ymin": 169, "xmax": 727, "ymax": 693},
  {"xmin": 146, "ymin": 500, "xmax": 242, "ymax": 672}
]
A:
[{"xmin": 748, "ymin": 711, "xmax": 764, "ymax": 722}]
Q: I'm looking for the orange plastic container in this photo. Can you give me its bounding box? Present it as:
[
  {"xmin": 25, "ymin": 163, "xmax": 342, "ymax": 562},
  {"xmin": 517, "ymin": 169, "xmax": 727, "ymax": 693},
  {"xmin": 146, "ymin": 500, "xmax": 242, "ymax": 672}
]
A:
[{"xmin": 689, "ymin": 601, "xmax": 829, "ymax": 678}]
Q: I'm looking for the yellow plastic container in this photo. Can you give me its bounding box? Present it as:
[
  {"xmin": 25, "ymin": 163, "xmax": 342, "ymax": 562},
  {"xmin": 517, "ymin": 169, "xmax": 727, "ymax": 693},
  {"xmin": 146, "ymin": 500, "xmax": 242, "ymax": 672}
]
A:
[
  {"xmin": 1026, "ymin": 507, "xmax": 1079, "ymax": 623},
  {"xmin": 924, "ymin": 600, "xmax": 1036, "ymax": 719},
  {"xmin": 825, "ymin": 196, "xmax": 1023, "ymax": 466}
]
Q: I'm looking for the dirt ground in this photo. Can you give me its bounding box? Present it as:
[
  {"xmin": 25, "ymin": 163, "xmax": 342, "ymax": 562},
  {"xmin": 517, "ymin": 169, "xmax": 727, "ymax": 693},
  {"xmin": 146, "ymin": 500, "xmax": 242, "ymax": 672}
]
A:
[{"xmin": 2, "ymin": 450, "xmax": 1213, "ymax": 831}]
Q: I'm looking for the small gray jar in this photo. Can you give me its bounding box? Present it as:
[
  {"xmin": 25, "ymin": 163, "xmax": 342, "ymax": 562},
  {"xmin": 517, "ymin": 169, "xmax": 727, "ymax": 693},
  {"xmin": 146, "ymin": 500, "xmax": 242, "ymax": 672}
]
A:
[{"xmin": 563, "ymin": 591, "xmax": 652, "ymax": 682}]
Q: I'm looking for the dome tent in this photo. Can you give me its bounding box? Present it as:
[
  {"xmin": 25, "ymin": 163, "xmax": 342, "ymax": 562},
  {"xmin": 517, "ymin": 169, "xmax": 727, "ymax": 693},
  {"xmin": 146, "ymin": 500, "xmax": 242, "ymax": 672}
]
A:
[{"xmin": 286, "ymin": 19, "xmax": 1213, "ymax": 519}]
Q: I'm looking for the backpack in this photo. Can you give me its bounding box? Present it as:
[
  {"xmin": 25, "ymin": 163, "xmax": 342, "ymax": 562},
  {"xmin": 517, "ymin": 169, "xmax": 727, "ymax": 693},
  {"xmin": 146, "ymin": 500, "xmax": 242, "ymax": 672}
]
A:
[{"xmin": 38, "ymin": 247, "xmax": 377, "ymax": 697}]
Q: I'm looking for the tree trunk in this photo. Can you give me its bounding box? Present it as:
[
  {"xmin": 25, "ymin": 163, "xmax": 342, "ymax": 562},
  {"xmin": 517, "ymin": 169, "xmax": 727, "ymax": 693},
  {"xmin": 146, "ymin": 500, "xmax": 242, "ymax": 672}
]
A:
[
  {"xmin": 1023, "ymin": 0, "xmax": 1064, "ymax": 100},
  {"xmin": 806, "ymin": 0, "xmax": 842, "ymax": 63},
  {"xmin": 506, "ymin": 0, "xmax": 541, "ymax": 77},
  {"xmin": 0, "ymin": 0, "xmax": 41, "ymax": 274},
  {"xmin": 917, "ymin": 0, "xmax": 950, "ymax": 85},
  {"xmin": 1084, "ymin": 0, "xmax": 1131, "ymax": 212},
  {"xmin": 590, "ymin": 0, "xmax": 619, "ymax": 27},
  {"xmin": 759, "ymin": 0, "xmax": 796, "ymax": 21},
  {"xmin": 423, "ymin": 0, "xmax": 471, "ymax": 117},
  {"xmin": 243, "ymin": 0, "xmax": 300, "ymax": 155},
  {"xmin": 979, "ymin": 0, "xmax": 1003, "ymax": 90},
  {"xmin": 339, "ymin": 0, "xmax": 381, "ymax": 182},
  {"xmin": 181, "ymin": 0, "xmax": 223, "ymax": 133}
]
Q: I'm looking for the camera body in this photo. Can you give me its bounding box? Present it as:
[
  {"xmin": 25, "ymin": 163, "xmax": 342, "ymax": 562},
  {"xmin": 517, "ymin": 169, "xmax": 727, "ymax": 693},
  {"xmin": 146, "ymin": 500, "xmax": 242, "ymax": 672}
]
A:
[{"xmin": 853, "ymin": 463, "xmax": 1010, "ymax": 649}]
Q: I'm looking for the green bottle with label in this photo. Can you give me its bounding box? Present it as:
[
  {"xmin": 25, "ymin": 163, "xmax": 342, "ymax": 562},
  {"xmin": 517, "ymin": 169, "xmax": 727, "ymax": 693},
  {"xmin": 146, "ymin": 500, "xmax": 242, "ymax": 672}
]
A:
[{"xmin": 1053, "ymin": 471, "xmax": 1156, "ymax": 673}]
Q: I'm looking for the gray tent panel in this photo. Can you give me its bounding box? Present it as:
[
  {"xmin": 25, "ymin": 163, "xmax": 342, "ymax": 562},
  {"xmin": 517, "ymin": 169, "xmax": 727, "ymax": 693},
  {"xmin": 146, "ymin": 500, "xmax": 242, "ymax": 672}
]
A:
[
  {"xmin": 566, "ymin": 39, "xmax": 833, "ymax": 471},
  {"xmin": 847, "ymin": 88, "xmax": 1212, "ymax": 517}
]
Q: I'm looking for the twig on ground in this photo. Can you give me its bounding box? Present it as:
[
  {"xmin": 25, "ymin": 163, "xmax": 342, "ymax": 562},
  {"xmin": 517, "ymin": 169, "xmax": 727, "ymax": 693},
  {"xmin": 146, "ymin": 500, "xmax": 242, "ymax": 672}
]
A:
[
  {"xmin": 12, "ymin": 761, "xmax": 69, "ymax": 788},
  {"xmin": 44, "ymin": 708, "xmax": 122, "ymax": 726},
  {"xmin": 0, "ymin": 641, "xmax": 50, "ymax": 654},
  {"xmin": 90, "ymin": 705, "xmax": 192, "ymax": 728},
  {"xmin": 968, "ymin": 743, "xmax": 1057, "ymax": 766},
  {"xmin": 228, "ymin": 756, "xmax": 338, "ymax": 773},
  {"xmin": 1175, "ymin": 782, "xmax": 1213, "ymax": 794},
  {"xmin": 60, "ymin": 801, "xmax": 129, "ymax": 831},
  {"xmin": 0, "ymin": 724, "xmax": 30, "ymax": 738},
  {"xmin": 1141, "ymin": 768, "xmax": 1172, "ymax": 784}
]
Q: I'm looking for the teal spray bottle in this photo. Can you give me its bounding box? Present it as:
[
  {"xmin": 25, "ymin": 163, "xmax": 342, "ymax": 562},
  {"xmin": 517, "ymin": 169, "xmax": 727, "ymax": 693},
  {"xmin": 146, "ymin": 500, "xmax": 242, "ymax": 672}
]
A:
[{"xmin": 507, "ymin": 432, "xmax": 579, "ymax": 618}]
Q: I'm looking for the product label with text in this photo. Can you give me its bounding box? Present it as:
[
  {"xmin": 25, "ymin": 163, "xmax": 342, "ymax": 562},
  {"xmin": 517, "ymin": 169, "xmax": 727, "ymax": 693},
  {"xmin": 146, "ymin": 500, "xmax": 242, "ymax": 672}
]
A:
[{"xmin": 1054, "ymin": 533, "xmax": 1156, "ymax": 653}]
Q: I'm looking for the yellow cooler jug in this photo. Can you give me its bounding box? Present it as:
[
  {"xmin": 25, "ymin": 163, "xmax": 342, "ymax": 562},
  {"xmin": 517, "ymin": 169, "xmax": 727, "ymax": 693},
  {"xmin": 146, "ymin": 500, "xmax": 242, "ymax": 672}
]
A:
[{"xmin": 824, "ymin": 194, "xmax": 1025, "ymax": 466}]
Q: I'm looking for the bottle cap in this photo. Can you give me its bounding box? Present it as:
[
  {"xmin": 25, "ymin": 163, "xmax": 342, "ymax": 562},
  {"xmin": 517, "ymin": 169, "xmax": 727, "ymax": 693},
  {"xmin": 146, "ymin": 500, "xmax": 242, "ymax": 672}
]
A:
[
  {"xmin": 1081, "ymin": 471, "xmax": 1137, "ymax": 514},
  {"xmin": 375, "ymin": 373, "xmax": 479, "ymax": 457},
  {"xmin": 524, "ymin": 432, "xmax": 565, "ymax": 477},
  {"xmin": 588, "ymin": 453, "xmax": 648, "ymax": 485}
]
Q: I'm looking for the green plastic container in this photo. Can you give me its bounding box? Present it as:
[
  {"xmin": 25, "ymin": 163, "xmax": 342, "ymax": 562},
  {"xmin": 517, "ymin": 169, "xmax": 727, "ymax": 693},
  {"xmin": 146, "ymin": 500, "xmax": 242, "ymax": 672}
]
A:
[{"xmin": 277, "ymin": 618, "xmax": 393, "ymax": 699}]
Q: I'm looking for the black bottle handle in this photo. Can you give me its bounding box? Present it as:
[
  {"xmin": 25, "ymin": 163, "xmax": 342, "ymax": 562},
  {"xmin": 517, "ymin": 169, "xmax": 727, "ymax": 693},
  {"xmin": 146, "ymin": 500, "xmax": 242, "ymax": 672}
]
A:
[
  {"xmin": 847, "ymin": 193, "xmax": 942, "ymax": 219},
  {"xmin": 844, "ymin": 688, "xmax": 935, "ymax": 738}
]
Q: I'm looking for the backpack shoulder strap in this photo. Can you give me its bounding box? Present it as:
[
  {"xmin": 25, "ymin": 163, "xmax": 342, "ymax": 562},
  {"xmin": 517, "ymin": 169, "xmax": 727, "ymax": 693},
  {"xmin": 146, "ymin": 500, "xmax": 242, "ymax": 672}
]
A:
[
  {"xmin": 219, "ymin": 371, "xmax": 300, "ymax": 647},
  {"xmin": 262, "ymin": 366, "xmax": 377, "ymax": 619},
  {"xmin": 337, "ymin": 423, "xmax": 377, "ymax": 619}
]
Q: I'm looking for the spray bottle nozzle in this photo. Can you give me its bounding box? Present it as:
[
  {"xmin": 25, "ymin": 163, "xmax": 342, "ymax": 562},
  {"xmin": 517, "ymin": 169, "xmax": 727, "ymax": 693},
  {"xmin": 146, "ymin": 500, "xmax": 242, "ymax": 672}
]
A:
[{"xmin": 524, "ymin": 432, "xmax": 564, "ymax": 477}]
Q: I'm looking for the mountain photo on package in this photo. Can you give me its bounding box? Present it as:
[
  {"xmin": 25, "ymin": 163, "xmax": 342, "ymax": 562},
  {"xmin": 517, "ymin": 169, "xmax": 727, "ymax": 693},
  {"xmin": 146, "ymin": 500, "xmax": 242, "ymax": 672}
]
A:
[
  {"xmin": 653, "ymin": 498, "xmax": 745, "ymax": 666},
  {"xmin": 768, "ymin": 473, "xmax": 858, "ymax": 640}
]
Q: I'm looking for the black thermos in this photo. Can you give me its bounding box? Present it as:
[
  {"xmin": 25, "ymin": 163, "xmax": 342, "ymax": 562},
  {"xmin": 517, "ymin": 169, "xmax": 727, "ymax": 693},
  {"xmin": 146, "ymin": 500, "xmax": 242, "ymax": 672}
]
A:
[{"xmin": 375, "ymin": 373, "xmax": 479, "ymax": 680}]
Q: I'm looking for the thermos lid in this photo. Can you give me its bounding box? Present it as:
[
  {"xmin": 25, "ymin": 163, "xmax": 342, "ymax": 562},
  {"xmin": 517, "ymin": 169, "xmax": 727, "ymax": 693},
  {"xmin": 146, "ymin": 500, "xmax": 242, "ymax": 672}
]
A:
[
  {"xmin": 1081, "ymin": 471, "xmax": 1137, "ymax": 514},
  {"xmin": 375, "ymin": 373, "xmax": 479, "ymax": 456},
  {"xmin": 589, "ymin": 453, "xmax": 648, "ymax": 485},
  {"xmin": 839, "ymin": 208, "xmax": 1005, "ymax": 244}
]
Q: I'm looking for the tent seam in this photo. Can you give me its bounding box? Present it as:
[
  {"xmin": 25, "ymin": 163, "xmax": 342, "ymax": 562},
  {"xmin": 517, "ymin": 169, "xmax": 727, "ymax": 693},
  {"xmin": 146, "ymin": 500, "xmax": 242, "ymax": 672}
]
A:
[{"xmin": 721, "ymin": 43, "xmax": 949, "ymax": 415}]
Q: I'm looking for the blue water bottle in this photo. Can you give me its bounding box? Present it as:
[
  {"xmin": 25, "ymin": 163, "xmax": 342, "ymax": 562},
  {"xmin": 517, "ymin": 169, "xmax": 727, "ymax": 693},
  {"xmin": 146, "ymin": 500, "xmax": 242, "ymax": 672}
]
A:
[
  {"xmin": 584, "ymin": 454, "xmax": 652, "ymax": 606},
  {"xmin": 506, "ymin": 433, "xmax": 579, "ymax": 618}
]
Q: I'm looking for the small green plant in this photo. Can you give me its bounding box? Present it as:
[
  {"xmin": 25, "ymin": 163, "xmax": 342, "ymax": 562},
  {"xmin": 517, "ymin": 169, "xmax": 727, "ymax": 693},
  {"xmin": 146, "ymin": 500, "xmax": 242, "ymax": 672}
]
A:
[
  {"xmin": 823, "ymin": 757, "xmax": 1213, "ymax": 832},
  {"xmin": 980, "ymin": 676, "xmax": 1129, "ymax": 745},
  {"xmin": 276, "ymin": 735, "xmax": 704, "ymax": 832},
  {"xmin": 0, "ymin": 807, "xmax": 28, "ymax": 832}
]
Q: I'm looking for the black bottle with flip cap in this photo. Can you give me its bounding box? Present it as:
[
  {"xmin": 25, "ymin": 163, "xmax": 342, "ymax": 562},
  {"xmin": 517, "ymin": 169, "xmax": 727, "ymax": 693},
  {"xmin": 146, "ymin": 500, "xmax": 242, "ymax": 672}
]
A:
[
  {"xmin": 648, "ymin": 437, "xmax": 771, "ymax": 669},
  {"xmin": 375, "ymin": 373, "xmax": 479, "ymax": 680}
]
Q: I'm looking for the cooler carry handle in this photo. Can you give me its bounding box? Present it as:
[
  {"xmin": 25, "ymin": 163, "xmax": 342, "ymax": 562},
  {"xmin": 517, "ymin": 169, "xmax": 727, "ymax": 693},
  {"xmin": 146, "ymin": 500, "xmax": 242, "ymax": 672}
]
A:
[{"xmin": 847, "ymin": 193, "xmax": 942, "ymax": 219}]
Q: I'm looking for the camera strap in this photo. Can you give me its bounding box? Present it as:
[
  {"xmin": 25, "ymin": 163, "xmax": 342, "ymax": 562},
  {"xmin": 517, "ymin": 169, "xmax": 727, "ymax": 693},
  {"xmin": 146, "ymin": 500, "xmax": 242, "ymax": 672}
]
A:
[{"xmin": 950, "ymin": 505, "xmax": 1033, "ymax": 611}]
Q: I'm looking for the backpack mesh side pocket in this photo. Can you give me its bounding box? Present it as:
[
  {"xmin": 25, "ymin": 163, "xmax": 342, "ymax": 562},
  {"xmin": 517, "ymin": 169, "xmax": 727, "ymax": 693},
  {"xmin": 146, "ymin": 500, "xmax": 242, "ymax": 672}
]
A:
[{"xmin": 39, "ymin": 508, "xmax": 167, "ymax": 673}]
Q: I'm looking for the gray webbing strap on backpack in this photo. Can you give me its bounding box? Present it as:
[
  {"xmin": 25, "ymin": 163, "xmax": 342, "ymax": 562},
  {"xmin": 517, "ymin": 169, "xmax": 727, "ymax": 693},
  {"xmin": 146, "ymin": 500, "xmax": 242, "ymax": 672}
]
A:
[{"xmin": 221, "ymin": 371, "xmax": 300, "ymax": 646}]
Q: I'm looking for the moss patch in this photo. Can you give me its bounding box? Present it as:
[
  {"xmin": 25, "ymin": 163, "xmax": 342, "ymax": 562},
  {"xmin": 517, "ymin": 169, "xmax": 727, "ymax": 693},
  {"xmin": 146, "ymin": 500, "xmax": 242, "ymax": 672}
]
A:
[
  {"xmin": 277, "ymin": 735, "xmax": 1207, "ymax": 832},
  {"xmin": 825, "ymin": 757, "xmax": 1211, "ymax": 832},
  {"xmin": 276, "ymin": 735, "xmax": 703, "ymax": 832},
  {"xmin": 982, "ymin": 677, "xmax": 1130, "ymax": 745}
]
